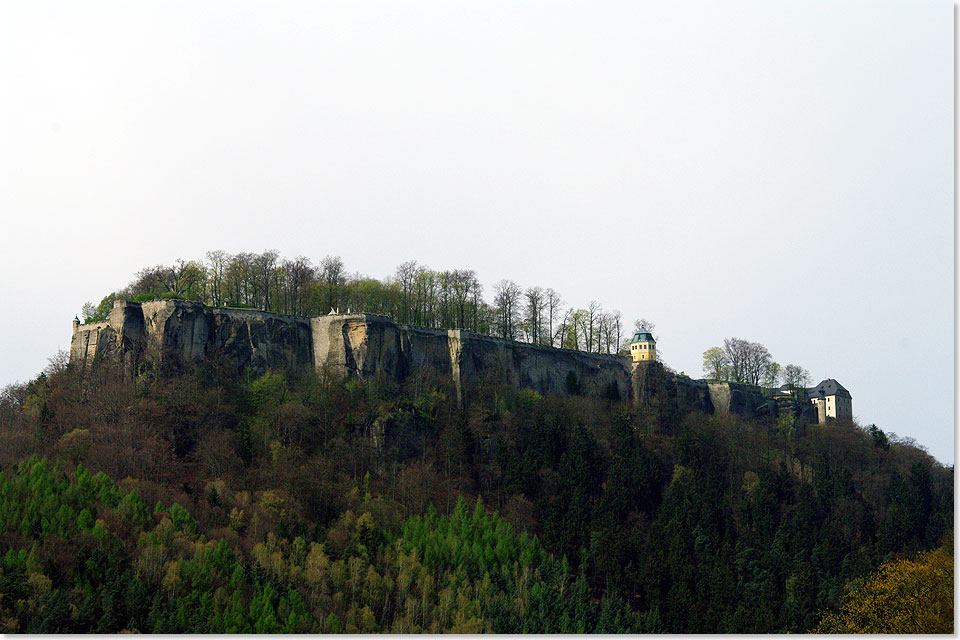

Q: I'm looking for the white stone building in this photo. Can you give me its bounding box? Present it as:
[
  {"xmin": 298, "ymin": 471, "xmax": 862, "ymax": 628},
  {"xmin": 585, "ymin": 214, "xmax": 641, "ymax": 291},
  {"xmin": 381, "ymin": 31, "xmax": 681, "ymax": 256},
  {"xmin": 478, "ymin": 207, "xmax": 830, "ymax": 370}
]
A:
[{"xmin": 807, "ymin": 379, "xmax": 853, "ymax": 423}]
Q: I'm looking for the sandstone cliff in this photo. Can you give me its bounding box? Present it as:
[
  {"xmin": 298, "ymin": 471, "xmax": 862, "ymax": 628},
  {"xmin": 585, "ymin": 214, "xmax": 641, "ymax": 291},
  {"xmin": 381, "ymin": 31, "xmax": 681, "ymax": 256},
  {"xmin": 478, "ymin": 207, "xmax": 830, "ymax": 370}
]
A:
[
  {"xmin": 707, "ymin": 381, "xmax": 777, "ymax": 419},
  {"xmin": 71, "ymin": 300, "xmax": 312, "ymax": 376},
  {"xmin": 71, "ymin": 299, "xmax": 788, "ymax": 422},
  {"xmin": 308, "ymin": 313, "xmax": 631, "ymax": 404}
]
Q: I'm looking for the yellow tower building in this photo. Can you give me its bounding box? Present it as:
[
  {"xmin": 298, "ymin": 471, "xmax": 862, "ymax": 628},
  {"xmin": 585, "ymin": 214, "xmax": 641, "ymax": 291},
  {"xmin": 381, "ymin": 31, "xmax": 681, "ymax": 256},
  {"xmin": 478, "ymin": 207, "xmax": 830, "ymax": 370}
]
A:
[{"xmin": 630, "ymin": 330, "xmax": 656, "ymax": 362}]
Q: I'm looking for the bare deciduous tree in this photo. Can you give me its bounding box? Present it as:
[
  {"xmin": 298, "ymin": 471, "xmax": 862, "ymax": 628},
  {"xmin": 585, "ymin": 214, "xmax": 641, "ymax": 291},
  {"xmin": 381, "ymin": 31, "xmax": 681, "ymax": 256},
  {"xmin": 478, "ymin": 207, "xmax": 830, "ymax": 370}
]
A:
[
  {"xmin": 743, "ymin": 342, "xmax": 772, "ymax": 386},
  {"xmin": 782, "ymin": 364, "xmax": 812, "ymax": 390},
  {"xmin": 493, "ymin": 280, "xmax": 522, "ymax": 340},
  {"xmin": 523, "ymin": 286, "xmax": 547, "ymax": 345},
  {"xmin": 607, "ymin": 309, "xmax": 623, "ymax": 354},
  {"xmin": 722, "ymin": 338, "xmax": 750, "ymax": 383},
  {"xmin": 545, "ymin": 288, "xmax": 563, "ymax": 347},
  {"xmin": 635, "ymin": 318, "xmax": 656, "ymax": 333},
  {"xmin": 450, "ymin": 269, "xmax": 477, "ymax": 329},
  {"xmin": 586, "ymin": 301, "xmax": 602, "ymax": 353},
  {"xmin": 319, "ymin": 255, "xmax": 346, "ymax": 313},
  {"xmin": 722, "ymin": 337, "xmax": 774, "ymax": 385},
  {"xmin": 206, "ymin": 250, "xmax": 229, "ymax": 307},
  {"xmin": 394, "ymin": 260, "xmax": 420, "ymax": 324}
]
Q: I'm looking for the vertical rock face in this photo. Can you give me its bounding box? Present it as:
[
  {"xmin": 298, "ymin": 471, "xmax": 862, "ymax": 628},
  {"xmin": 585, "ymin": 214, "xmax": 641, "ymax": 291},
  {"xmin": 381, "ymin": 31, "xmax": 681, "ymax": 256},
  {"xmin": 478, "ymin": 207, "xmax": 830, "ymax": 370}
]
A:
[
  {"xmin": 312, "ymin": 314, "xmax": 404, "ymax": 378},
  {"xmin": 309, "ymin": 317, "xmax": 632, "ymax": 403},
  {"xmin": 69, "ymin": 301, "xmax": 146, "ymax": 377},
  {"xmin": 72, "ymin": 300, "xmax": 312, "ymax": 377},
  {"xmin": 707, "ymin": 381, "xmax": 777, "ymax": 418},
  {"xmin": 399, "ymin": 325, "xmax": 456, "ymax": 380},
  {"xmin": 143, "ymin": 300, "xmax": 313, "ymax": 373},
  {"xmin": 775, "ymin": 396, "xmax": 820, "ymax": 429},
  {"xmin": 631, "ymin": 361, "xmax": 713, "ymax": 417},
  {"xmin": 69, "ymin": 300, "xmax": 799, "ymax": 423},
  {"xmin": 455, "ymin": 334, "xmax": 631, "ymax": 400},
  {"xmin": 140, "ymin": 300, "xmax": 208, "ymax": 365},
  {"xmin": 631, "ymin": 363, "xmax": 783, "ymax": 420},
  {"xmin": 675, "ymin": 375, "xmax": 714, "ymax": 413}
]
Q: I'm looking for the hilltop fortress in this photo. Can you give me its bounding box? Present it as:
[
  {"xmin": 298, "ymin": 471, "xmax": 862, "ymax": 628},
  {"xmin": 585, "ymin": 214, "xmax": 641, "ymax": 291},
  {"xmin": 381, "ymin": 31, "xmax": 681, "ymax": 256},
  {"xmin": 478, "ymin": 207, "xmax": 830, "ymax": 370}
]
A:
[{"xmin": 70, "ymin": 299, "xmax": 820, "ymax": 424}]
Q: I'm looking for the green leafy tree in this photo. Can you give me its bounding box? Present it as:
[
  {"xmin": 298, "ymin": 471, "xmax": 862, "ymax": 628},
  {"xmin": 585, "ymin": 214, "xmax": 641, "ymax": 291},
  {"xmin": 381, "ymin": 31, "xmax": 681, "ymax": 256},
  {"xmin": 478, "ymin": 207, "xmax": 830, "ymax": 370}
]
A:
[
  {"xmin": 702, "ymin": 347, "xmax": 728, "ymax": 380},
  {"xmin": 815, "ymin": 534, "xmax": 953, "ymax": 633}
]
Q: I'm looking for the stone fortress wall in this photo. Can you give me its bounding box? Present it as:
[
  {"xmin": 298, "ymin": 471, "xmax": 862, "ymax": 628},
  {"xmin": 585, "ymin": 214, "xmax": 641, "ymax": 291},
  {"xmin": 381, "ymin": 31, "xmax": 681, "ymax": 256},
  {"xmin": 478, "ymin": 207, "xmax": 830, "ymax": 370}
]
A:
[
  {"xmin": 71, "ymin": 299, "xmax": 805, "ymax": 421},
  {"xmin": 70, "ymin": 299, "xmax": 314, "ymax": 378}
]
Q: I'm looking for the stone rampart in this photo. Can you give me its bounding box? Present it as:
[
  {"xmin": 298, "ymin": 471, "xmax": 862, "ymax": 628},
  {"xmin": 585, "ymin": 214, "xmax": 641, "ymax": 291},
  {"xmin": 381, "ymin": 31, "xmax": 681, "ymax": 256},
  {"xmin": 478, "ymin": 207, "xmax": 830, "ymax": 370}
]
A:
[
  {"xmin": 71, "ymin": 301, "xmax": 631, "ymax": 402},
  {"xmin": 707, "ymin": 381, "xmax": 777, "ymax": 419},
  {"xmin": 71, "ymin": 300, "xmax": 313, "ymax": 376},
  {"xmin": 70, "ymin": 299, "xmax": 793, "ymax": 422},
  {"xmin": 308, "ymin": 313, "xmax": 631, "ymax": 404}
]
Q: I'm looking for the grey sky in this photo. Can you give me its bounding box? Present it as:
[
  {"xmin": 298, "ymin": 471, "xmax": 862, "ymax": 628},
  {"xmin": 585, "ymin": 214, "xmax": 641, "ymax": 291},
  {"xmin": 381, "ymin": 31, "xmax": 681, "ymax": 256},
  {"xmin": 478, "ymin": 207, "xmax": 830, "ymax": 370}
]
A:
[{"xmin": 1, "ymin": 1, "xmax": 953, "ymax": 462}]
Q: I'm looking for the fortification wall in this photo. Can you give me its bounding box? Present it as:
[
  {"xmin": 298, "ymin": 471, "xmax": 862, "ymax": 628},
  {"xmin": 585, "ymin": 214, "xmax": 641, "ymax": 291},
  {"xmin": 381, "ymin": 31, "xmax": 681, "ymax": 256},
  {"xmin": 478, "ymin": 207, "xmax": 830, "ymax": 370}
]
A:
[
  {"xmin": 707, "ymin": 381, "xmax": 777, "ymax": 419},
  {"xmin": 69, "ymin": 320, "xmax": 111, "ymax": 366},
  {"xmin": 71, "ymin": 300, "xmax": 633, "ymax": 402},
  {"xmin": 71, "ymin": 300, "xmax": 313, "ymax": 376},
  {"xmin": 629, "ymin": 363, "xmax": 779, "ymax": 420},
  {"xmin": 70, "ymin": 299, "xmax": 786, "ymax": 421},
  {"xmin": 309, "ymin": 314, "xmax": 631, "ymax": 403},
  {"xmin": 454, "ymin": 332, "xmax": 631, "ymax": 400},
  {"xmin": 69, "ymin": 302, "xmax": 145, "ymax": 377},
  {"xmin": 631, "ymin": 361, "xmax": 713, "ymax": 416}
]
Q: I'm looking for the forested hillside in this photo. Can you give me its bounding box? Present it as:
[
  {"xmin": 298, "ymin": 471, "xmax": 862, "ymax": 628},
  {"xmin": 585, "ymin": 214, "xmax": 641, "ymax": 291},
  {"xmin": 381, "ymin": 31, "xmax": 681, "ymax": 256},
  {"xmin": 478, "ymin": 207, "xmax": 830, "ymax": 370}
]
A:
[{"xmin": 0, "ymin": 354, "xmax": 952, "ymax": 632}]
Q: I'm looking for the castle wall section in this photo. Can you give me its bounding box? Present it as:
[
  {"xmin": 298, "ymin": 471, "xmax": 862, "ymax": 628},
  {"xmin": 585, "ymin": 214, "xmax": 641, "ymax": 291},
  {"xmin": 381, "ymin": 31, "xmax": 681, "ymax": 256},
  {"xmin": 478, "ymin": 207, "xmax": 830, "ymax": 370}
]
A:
[
  {"xmin": 631, "ymin": 361, "xmax": 713, "ymax": 420},
  {"xmin": 308, "ymin": 316, "xmax": 632, "ymax": 403},
  {"xmin": 455, "ymin": 333, "xmax": 632, "ymax": 400},
  {"xmin": 312, "ymin": 314, "xmax": 405, "ymax": 378},
  {"xmin": 72, "ymin": 300, "xmax": 313, "ymax": 377},
  {"xmin": 70, "ymin": 301, "xmax": 146, "ymax": 377},
  {"xmin": 70, "ymin": 300, "xmax": 806, "ymax": 424},
  {"xmin": 707, "ymin": 381, "xmax": 777, "ymax": 418},
  {"xmin": 70, "ymin": 320, "xmax": 110, "ymax": 366},
  {"xmin": 140, "ymin": 300, "xmax": 313, "ymax": 374},
  {"xmin": 399, "ymin": 325, "xmax": 457, "ymax": 380}
]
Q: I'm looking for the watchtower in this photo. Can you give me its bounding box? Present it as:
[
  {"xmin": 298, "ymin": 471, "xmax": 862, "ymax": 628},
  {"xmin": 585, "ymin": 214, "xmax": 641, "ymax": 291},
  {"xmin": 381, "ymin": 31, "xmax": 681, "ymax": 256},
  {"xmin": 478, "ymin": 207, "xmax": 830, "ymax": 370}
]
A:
[{"xmin": 630, "ymin": 330, "xmax": 656, "ymax": 362}]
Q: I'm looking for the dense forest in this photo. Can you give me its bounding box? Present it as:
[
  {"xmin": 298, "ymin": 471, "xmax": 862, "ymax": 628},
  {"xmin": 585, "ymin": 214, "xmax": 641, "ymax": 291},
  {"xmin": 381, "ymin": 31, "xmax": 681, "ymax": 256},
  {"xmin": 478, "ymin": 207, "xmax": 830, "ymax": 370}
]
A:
[{"xmin": 0, "ymin": 344, "xmax": 952, "ymax": 633}]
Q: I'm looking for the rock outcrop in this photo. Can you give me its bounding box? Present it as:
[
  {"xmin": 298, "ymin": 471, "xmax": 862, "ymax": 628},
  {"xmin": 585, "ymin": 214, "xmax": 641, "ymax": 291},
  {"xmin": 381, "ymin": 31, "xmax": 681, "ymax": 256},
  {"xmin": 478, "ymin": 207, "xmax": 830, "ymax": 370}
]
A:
[
  {"xmin": 631, "ymin": 361, "xmax": 714, "ymax": 414},
  {"xmin": 70, "ymin": 299, "xmax": 800, "ymax": 423},
  {"xmin": 71, "ymin": 300, "xmax": 313, "ymax": 376},
  {"xmin": 707, "ymin": 381, "xmax": 777, "ymax": 419},
  {"xmin": 309, "ymin": 313, "xmax": 631, "ymax": 404}
]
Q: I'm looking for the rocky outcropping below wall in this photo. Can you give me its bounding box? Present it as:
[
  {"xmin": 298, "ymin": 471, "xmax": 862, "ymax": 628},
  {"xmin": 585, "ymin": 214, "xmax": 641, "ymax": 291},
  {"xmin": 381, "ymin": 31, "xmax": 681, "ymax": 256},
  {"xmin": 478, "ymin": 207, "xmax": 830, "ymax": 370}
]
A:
[
  {"xmin": 309, "ymin": 314, "xmax": 632, "ymax": 404},
  {"xmin": 630, "ymin": 362, "xmax": 778, "ymax": 420},
  {"xmin": 71, "ymin": 300, "xmax": 632, "ymax": 403},
  {"xmin": 707, "ymin": 381, "xmax": 778, "ymax": 419},
  {"xmin": 71, "ymin": 300, "xmax": 313, "ymax": 377},
  {"xmin": 632, "ymin": 361, "xmax": 709, "ymax": 416},
  {"xmin": 70, "ymin": 300, "xmax": 807, "ymax": 425}
]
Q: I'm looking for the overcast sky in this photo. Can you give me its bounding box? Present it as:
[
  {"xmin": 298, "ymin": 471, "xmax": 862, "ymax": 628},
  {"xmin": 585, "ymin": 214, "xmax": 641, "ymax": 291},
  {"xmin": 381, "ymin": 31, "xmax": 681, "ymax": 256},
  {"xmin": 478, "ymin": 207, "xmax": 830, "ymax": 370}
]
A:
[{"xmin": 1, "ymin": 1, "xmax": 953, "ymax": 463}]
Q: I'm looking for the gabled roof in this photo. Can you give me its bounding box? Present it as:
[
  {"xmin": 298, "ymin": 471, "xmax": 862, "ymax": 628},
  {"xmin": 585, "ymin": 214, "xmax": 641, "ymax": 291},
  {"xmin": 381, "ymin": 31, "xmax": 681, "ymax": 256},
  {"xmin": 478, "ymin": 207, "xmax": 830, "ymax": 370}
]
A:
[
  {"xmin": 631, "ymin": 331, "xmax": 655, "ymax": 343},
  {"xmin": 807, "ymin": 379, "xmax": 851, "ymax": 399}
]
